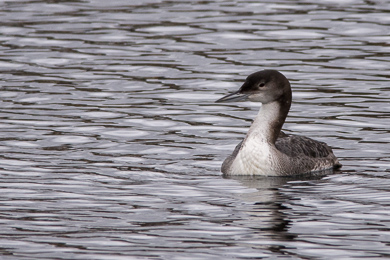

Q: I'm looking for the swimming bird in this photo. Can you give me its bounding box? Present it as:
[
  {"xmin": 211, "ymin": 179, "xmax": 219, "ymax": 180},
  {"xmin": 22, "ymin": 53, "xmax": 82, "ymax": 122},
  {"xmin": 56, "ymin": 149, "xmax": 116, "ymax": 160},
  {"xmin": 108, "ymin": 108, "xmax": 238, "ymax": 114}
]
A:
[{"xmin": 216, "ymin": 70, "xmax": 341, "ymax": 176}]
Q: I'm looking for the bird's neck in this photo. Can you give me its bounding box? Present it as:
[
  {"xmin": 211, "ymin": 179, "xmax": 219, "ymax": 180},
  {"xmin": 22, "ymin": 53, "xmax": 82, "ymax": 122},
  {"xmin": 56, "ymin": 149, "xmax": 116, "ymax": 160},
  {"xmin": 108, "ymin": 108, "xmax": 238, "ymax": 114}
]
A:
[{"xmin": 246, "ymin": 99, "xmax": 290, "ymax": 144}]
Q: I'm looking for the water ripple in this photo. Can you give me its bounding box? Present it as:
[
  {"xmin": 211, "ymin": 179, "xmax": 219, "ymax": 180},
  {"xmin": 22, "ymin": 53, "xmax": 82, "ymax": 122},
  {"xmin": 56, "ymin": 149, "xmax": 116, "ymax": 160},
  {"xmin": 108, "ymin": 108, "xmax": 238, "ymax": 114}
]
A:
[{"xmin": 0, "ymin": 0, "xmax": 389, "ymax": 259}]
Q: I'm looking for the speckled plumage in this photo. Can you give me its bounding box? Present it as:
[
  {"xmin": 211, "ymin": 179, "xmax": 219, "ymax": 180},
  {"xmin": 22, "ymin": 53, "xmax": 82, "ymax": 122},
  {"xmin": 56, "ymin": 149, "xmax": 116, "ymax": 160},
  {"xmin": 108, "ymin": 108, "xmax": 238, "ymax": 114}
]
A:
[{"xmin": 217, "ymin": 70, "xmax": 341, "ymax": 176}]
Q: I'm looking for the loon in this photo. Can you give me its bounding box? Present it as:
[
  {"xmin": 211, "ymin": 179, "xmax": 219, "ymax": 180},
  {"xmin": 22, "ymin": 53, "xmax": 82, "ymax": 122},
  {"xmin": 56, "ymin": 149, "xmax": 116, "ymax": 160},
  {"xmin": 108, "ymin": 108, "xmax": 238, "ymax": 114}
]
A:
[{"xmin": 216, "ymin": 70, "xmax": 341, "ymax": 176}]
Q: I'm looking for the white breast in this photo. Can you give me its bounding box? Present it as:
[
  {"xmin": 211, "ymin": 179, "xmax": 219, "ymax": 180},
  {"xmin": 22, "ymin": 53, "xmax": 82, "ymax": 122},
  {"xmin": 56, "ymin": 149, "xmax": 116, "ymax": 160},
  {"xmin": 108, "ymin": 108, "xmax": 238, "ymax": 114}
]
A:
[{"xmin": 229, "ymin": 136, "xmax": 276, "ymax": 176}]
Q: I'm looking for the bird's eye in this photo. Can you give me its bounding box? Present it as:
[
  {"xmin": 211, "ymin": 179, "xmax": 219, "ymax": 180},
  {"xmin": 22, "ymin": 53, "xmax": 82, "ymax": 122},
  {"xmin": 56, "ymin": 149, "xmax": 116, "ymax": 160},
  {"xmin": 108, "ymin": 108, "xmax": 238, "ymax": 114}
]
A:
[{"xmin": 259, "ymin": 83, "xmax": 265, "ymax": 88}]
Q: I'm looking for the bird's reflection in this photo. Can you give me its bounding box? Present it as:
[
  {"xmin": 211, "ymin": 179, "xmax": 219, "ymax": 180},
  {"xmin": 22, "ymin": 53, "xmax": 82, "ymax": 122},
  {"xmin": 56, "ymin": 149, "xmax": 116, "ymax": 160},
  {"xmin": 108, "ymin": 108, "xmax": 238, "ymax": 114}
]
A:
[{"xmin": 224, "ymin": 170, "xmax": 334, "ymax": 253}]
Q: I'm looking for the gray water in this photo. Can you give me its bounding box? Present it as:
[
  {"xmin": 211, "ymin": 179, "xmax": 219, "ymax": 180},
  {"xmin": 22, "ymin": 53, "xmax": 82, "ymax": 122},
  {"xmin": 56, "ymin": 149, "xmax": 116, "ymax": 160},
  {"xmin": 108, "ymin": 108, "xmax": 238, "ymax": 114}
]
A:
[{"xmin": 1, "ymin": 0, "xmax": 390, "ymax": 259}]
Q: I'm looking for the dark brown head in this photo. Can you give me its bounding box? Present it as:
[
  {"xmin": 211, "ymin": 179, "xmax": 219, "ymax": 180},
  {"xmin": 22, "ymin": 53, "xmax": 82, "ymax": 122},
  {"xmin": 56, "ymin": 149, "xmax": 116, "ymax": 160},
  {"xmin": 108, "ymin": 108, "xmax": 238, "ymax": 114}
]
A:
[{"xmin": 216, "ymin": 70, "xmax": 292, "ymax": 106}]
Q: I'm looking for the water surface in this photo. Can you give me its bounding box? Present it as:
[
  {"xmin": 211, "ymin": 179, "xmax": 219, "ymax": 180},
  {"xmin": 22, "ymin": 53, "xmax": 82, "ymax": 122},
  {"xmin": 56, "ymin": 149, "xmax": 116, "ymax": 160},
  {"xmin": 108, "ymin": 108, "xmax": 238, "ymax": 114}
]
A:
[{"xmin": 0, "ymin": 0, "xmax": 390, "ymax": 259}]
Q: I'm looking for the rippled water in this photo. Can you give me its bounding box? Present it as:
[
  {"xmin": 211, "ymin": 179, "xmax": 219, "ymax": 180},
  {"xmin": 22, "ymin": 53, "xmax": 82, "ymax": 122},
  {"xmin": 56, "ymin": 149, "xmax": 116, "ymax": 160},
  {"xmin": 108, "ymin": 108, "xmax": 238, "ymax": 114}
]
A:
[{"xmin": 1, "ymin": 0, "xmax": 390, "ymax": 259}]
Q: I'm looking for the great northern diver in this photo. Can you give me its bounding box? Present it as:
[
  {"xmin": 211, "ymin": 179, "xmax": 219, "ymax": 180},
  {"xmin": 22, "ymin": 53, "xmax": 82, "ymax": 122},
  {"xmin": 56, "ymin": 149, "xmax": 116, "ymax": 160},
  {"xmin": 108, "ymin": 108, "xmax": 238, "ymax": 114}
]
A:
[{"xmin": 216, "ymin": 70, "xmax": 341, "ymax": 176}]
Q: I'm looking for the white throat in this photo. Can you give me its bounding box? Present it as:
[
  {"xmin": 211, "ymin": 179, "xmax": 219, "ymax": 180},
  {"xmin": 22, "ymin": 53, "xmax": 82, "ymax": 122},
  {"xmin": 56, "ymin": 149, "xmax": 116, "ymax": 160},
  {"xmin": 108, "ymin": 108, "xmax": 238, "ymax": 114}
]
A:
[
  {"xmin": 230, "ymin": 101, "xmax": 284, "ymax": 175},
  {"xmin": 247, "ymin": 101, "xmax": 282, "ymax": 143}
]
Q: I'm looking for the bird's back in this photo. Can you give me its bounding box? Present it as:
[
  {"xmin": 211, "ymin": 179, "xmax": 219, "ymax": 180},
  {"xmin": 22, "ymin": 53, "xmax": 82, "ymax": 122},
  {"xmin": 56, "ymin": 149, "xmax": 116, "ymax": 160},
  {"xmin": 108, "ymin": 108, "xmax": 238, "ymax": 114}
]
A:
[
  {"xmin": 275, "ymin": 131, "xmax": 342, "ymax": 174},
  {"xmin": 275, "ymin": 131, "xmax": 335, "ymax": 159}
]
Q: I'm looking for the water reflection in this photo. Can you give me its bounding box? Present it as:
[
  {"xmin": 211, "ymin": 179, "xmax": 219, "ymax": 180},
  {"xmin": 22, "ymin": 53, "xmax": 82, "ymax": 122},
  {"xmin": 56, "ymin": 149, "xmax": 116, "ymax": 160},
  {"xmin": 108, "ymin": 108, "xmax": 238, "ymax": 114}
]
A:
[
  {"xmin": 226, "ymin": 173, "xmax": 330, "ymax": 243},
  {"xmin": 227, "ymin": 175, "xmax": 296, "ymax": 246}
]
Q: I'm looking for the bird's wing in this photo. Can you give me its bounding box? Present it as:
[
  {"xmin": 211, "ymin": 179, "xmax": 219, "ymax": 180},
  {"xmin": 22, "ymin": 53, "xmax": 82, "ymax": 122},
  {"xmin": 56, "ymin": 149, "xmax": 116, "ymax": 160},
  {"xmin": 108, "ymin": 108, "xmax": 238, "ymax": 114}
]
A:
[{"xmin": 275, "ymin": 133, "xmax": 334, "ymax": 158}]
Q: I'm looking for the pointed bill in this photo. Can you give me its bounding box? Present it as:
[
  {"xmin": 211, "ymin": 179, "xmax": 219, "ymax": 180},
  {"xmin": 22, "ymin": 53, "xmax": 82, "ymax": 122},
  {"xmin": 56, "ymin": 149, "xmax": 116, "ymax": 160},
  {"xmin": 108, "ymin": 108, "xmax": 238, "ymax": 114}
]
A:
[{"xmin": 215, "ymin": 90, "xmax": 250, "ymax": 103}]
